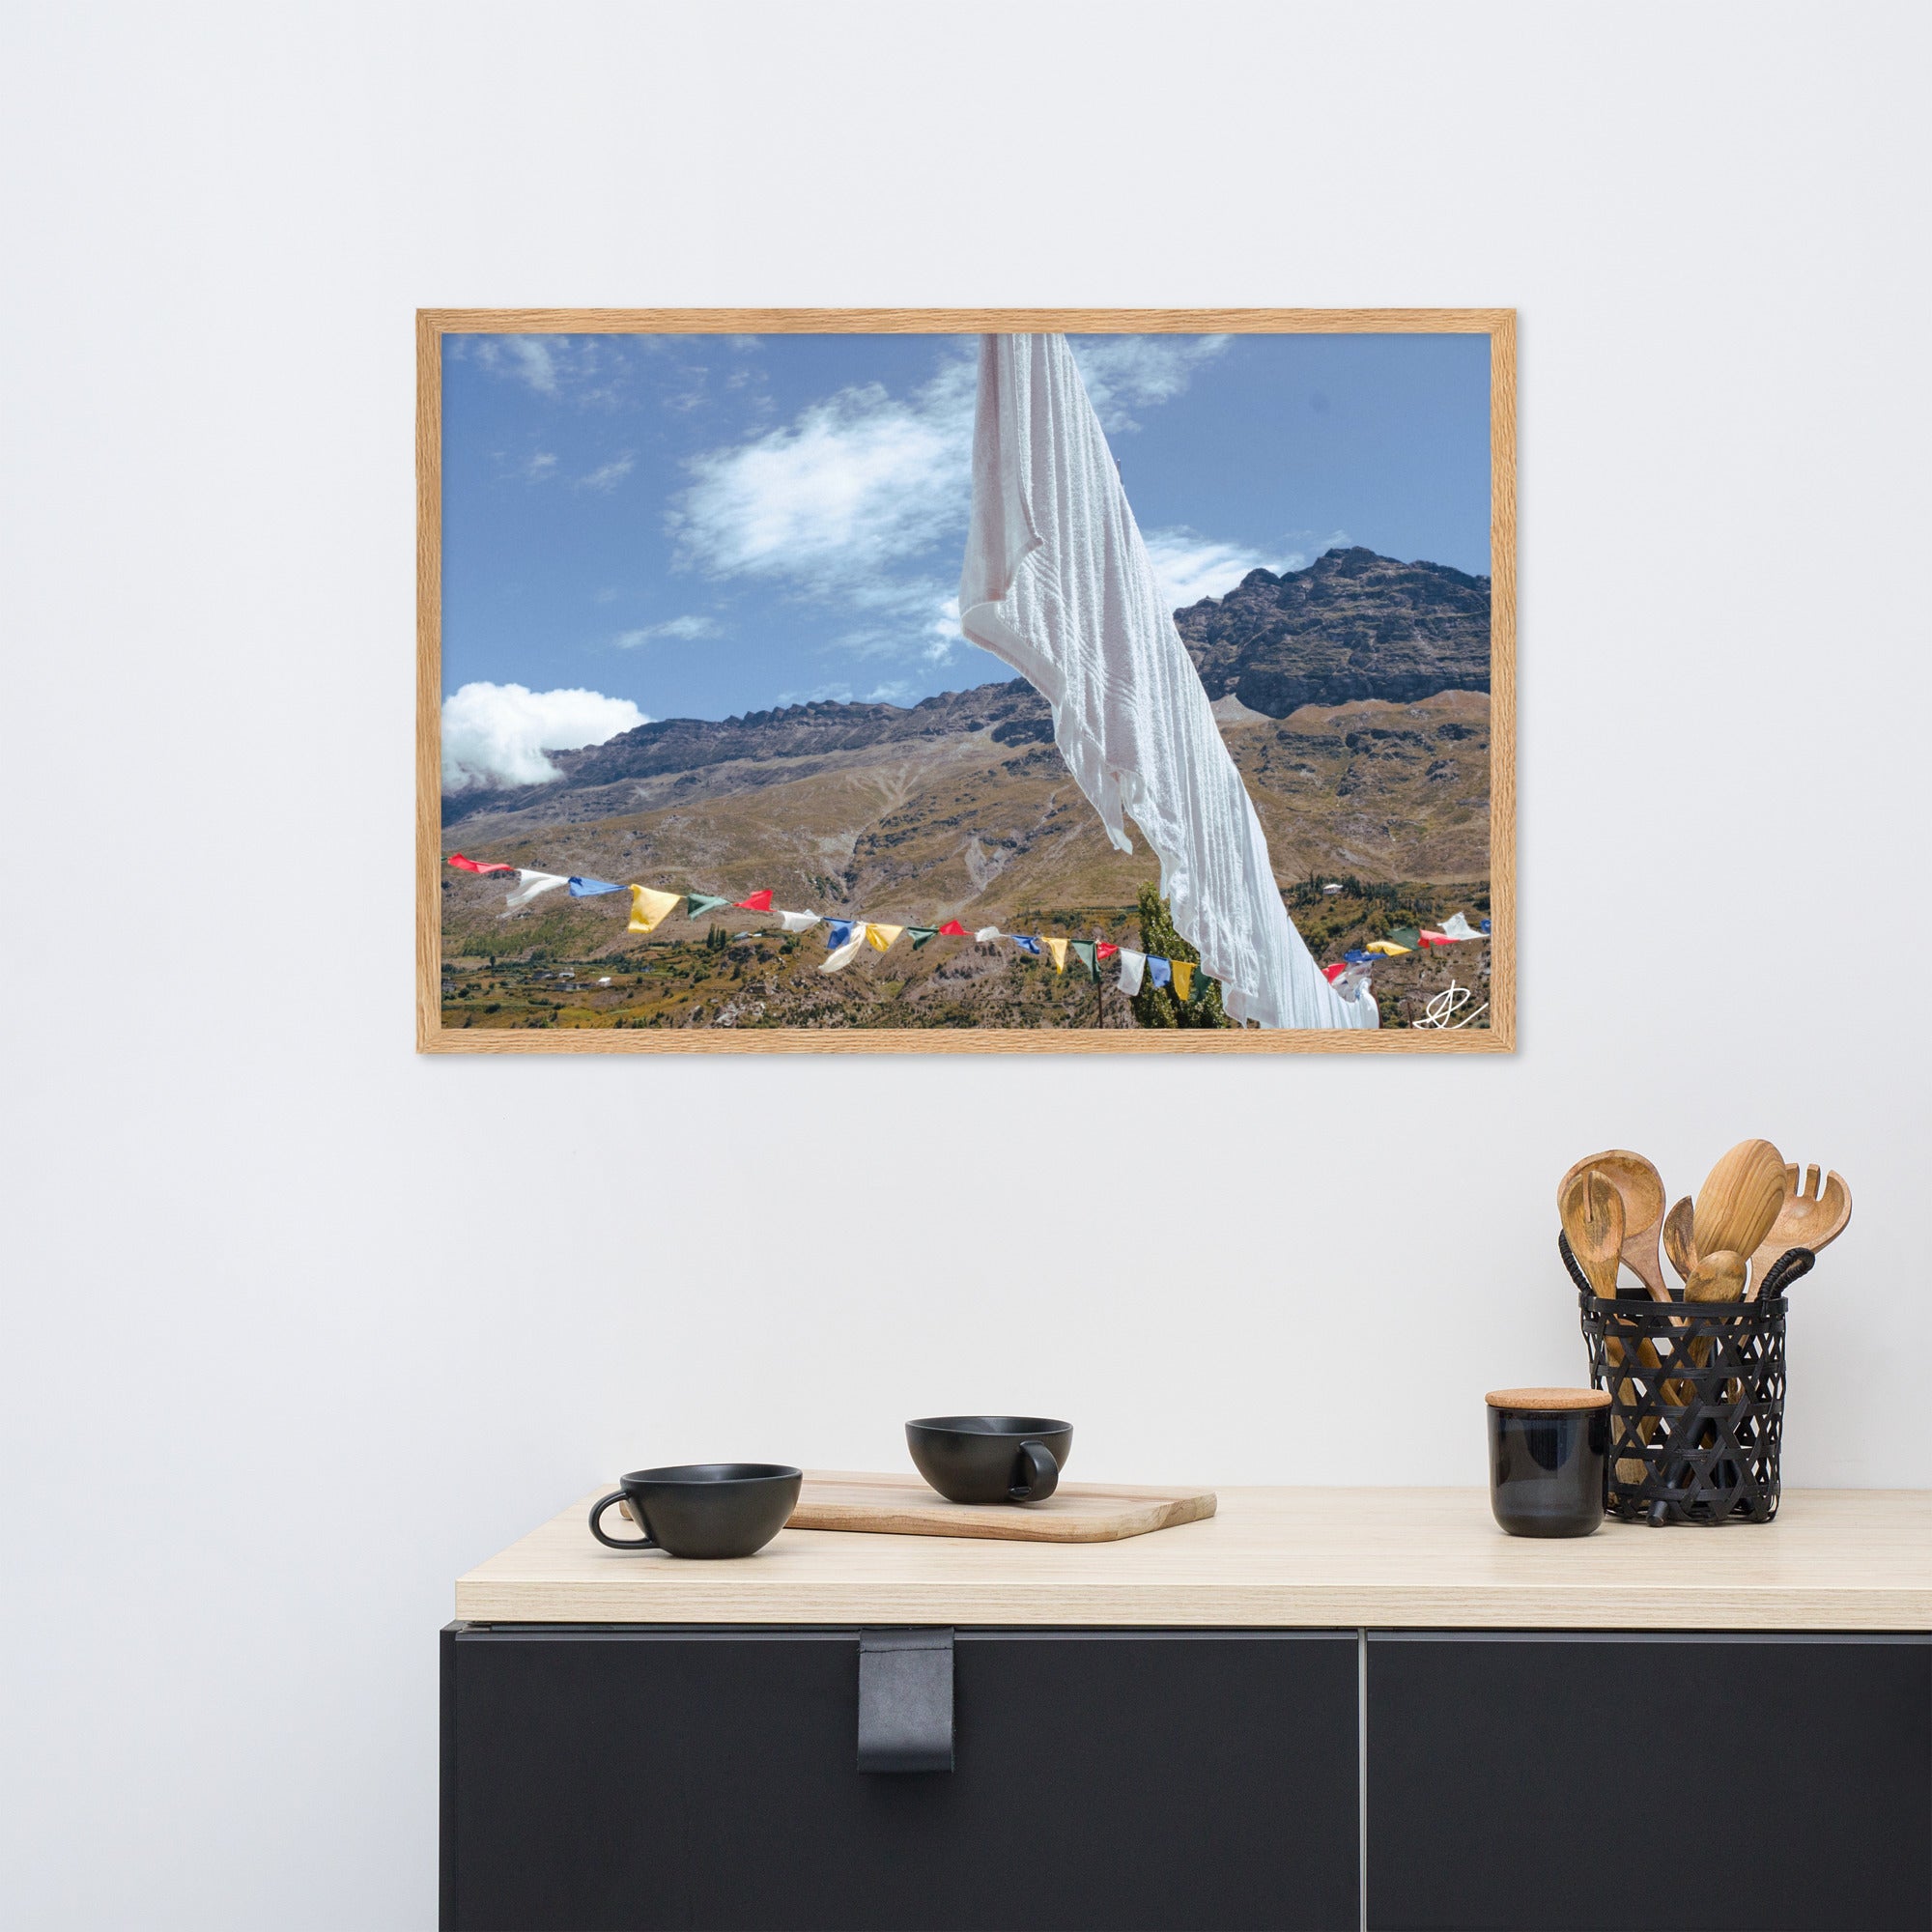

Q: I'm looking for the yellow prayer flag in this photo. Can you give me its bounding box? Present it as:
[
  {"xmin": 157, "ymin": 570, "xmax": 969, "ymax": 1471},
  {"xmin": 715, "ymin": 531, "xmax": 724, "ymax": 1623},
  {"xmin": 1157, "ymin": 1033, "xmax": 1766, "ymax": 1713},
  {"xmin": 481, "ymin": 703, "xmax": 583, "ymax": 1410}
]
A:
[
  {"xmin": 1365, "ymin": 939, "xmax": 1411, "ymax": 957},
  {"xmin": 1171, "ymin": 959, "xmax": 1196, "ymax": 1002},
  {"xmin": 1041, "ymin": 936, "xmax": 1068, "ymax": 973},
  {"xmin": 867, "ymin": 923, "xmax": 905, "ymax": 953},
  {"xmin": 628, "ymin": 886, "xmax": 682, "ymax": 934}
]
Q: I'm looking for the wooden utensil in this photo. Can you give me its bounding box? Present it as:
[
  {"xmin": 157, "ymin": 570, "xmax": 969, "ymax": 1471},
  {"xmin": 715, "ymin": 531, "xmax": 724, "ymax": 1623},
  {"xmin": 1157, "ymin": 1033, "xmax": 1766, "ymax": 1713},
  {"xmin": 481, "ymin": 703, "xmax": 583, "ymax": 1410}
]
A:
[
  {"xmin": 1560, "ymin": 1170, "xmax": 1650, "ymax": 1482},
  {"xmin": 1684, "ymin": 1249, "xmax": 1747, "ymax": 1304},
  {"xmin": 1662, "ymin": 1197, "xmax": 1698, "ymax": 1285},
  {"xmin": 1747, "ymin": 1165, "xmax": 1852, "ymax": 1297},
  {"xmin": 1559, "ymin": 1168, "xmax": 1624, "ymax": 1296},
  {"xmin": 1557, "ymin": 1150, "xmax": 1670, "ymax": 1301},
  {"xmin": 1692, "ymin": 1139, "xmax": 1787, "ymax": 1267}
]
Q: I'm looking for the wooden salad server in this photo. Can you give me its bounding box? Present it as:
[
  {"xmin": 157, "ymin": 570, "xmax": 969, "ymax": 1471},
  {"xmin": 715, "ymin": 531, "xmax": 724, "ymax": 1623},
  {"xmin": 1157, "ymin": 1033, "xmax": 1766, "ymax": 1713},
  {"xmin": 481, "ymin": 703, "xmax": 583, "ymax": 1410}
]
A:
[
  {"xmin": 1557, "ymin": 1150, "xmax": 1669, "ymax": 1301},
  {"xmin": 1560, "ymin": 1169, "xmax": 1649, "ymax": 1482},
  {"xmin": 1559, "ymin": 1168, "xmax": 1625, "ymax": 1297},
  {"xmin": 1747, "ymin": 1166, "xmax": 1852, "ymax": 1298}
]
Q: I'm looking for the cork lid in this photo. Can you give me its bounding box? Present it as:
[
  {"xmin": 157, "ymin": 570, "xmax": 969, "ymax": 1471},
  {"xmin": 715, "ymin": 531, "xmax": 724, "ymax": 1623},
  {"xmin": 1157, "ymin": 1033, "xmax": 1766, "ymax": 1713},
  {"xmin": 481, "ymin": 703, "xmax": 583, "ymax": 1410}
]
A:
[{"xmin": 1486, "ymin": 1386, "xmax": 1611, "ymax": 1411}]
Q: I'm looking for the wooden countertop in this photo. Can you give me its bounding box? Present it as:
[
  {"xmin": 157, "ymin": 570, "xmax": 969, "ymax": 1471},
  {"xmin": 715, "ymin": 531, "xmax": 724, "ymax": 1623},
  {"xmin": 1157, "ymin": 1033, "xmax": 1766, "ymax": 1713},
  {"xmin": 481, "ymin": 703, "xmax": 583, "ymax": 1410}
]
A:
[{"xmin": 455, "ymin": 1483, "xmax": 1932, "ymax": 1632}]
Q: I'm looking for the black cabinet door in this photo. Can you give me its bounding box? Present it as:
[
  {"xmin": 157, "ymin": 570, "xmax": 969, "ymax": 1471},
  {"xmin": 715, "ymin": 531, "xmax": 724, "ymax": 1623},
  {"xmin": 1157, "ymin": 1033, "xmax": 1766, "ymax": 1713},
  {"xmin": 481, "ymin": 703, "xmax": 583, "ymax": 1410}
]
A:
[
  {"xmin": 442, "ymin": 1626, "xmax": 1360, "ymax": 1932},
  {"xmin": 1366, "ymin": 1632, "xmax": 1931, "ymax": 1931}
]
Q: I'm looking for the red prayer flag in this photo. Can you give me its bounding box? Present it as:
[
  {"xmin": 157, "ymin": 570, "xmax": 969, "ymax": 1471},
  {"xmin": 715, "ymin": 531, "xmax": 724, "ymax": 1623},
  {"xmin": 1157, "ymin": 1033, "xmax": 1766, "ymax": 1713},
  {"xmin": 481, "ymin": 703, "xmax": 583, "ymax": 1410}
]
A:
[
  {"xmin": 1096, "ymin": 943, "xmax": 1119, "ymax": 958},
  {"xmin": 936, "ymin": 920, "xmax": 968, "ymax": 936},
  {"xmin": 732, "ymin": 890, "xmax": 774, "ymax": 912},
  {"xmin": 1323, "ymin": 960, "xmax": 1348, "ymax": 981},
  {"xmin": 447, "ymin": 853, "xmax": 514, "ymax": 875},
  {"xmin": 1420, "ymin": 930, "xmax": 1450, "ymax": 948}
]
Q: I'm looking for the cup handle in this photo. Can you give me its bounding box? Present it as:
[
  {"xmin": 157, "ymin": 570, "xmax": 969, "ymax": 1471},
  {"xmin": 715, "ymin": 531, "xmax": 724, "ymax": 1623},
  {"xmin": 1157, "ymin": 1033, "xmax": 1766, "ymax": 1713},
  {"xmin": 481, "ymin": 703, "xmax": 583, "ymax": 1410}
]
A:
[
  {"xmin": 1009, "ymin": 1440, "xmax": 1060, "ymax": 1503},
  {"xmin": 588, "ymin": 1491, "xmax": 657, "ymax": 1550}
]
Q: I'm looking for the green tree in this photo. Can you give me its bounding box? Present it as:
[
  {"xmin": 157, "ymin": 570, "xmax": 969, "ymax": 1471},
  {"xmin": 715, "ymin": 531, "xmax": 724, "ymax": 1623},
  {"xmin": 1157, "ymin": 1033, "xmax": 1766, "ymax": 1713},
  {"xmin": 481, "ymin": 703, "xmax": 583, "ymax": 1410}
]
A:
[{"xmin": 1130, "ymin": 885, "xmax": 1229, "ymax": 1029}]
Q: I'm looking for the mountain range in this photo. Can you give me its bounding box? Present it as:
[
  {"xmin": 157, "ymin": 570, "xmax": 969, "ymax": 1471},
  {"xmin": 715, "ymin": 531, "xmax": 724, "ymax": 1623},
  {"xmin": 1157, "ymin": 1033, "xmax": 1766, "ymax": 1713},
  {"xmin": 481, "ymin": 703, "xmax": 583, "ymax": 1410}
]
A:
[{"xmin": 439, "ymin": 547, "xmax": 1492, "ymax": 1007}]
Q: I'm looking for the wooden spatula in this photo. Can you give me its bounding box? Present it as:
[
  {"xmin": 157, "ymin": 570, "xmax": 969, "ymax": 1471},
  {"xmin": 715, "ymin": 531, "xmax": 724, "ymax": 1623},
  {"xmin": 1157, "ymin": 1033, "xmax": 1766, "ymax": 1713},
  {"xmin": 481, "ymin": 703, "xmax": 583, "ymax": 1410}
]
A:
[{"xmin": 1692, "ymin": 1139, "xmax": 1786, "ymax": 1267}]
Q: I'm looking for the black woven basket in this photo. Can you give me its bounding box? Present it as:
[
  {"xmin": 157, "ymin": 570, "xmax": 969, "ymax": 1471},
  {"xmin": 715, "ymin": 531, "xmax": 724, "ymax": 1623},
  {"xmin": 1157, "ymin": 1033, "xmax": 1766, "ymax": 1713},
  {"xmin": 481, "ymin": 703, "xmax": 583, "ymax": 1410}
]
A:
[{"xmin": 1563, "ymin": 1233, "xmax": 1813, "ymax": 1525}]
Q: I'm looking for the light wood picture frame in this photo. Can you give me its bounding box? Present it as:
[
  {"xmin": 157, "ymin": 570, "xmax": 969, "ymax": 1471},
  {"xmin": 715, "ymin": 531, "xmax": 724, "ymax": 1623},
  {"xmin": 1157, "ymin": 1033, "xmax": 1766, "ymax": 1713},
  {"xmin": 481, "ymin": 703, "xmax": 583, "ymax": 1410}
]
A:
[{"xmin": 417, "ymin": 308, "xmax": 1515, "ymax": 1054}]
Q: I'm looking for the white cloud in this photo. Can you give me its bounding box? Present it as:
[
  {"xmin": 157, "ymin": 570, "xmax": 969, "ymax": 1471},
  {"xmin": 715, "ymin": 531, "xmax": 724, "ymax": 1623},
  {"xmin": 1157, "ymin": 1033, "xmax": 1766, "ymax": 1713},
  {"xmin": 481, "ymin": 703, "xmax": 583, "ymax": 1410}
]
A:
[
  {"xmin": 577, "ymin": 454, "xmax": 635, "ymax": 492},
  {"xmin": 669, "ymin": 354, "xmax": 977, "ymax": 590},
  {"xmin": 1070, "ymin": 335, "xmax": 1231, "ymax": 431},
  {"xmin": 525, "ymin": 451, "xmax": 557, "ymax": 482},
  {"xmin": 614, "ymin": 614, "xmax": 718, "ymax": 647},
  {"xmin": 1144, "ymin": 528, "xmax": 1305, "ymax": 609},
  {"xmin": 440, "ymin": 682, "xmax": 645, "ymax": 792}
]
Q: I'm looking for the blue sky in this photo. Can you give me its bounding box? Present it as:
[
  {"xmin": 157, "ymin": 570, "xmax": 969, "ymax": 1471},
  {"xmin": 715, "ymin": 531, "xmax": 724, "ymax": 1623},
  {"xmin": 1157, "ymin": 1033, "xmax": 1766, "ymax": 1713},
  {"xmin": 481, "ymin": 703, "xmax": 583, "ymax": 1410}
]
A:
[{"xmin": 440, "ymin": 330, "xmax": 1490, "ymax": 789}]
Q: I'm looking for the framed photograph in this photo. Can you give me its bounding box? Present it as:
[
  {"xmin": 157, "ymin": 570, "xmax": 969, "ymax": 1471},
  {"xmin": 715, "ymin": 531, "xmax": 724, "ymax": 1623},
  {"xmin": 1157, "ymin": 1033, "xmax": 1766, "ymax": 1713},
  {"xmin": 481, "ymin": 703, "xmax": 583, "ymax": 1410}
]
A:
[{"xmin": 417, "ymin": 308, "xmax": 1514, "ymax": 1054}]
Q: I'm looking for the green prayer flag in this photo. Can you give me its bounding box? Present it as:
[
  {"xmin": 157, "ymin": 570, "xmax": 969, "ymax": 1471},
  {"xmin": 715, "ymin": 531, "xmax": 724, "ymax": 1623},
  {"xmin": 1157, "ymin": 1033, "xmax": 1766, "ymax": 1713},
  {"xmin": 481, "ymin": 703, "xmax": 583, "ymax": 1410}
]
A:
[
  {"xmin": 1070, "ymin": 939, "xmax": 1097, "ymax": 981},
  {"xmin": 907, "ymin": 926, "xmax": 939, "ymax": 949},
  {"xmin": 1386, "ymin": 926, "xmax": 1422, "ymax": 951},
  {"xmin": 685, "ymin": 894, "xmax": 730, "ymax": 919},
  {"xmin": 1187, "ymin": 969, "xmax": 1212, "ymax": 1005}
]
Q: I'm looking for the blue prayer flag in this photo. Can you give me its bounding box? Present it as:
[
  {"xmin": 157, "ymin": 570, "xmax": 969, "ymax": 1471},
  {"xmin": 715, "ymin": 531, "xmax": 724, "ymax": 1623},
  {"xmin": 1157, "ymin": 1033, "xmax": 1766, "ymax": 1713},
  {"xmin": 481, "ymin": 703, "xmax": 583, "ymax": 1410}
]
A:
[
  {"xmin": 1344, "ymin": 949, "xmax": 1375, "ymax": 964},
  {"xmin": 1012, "ymin": 935, "xmax": 1041, "ymax": 955},
  {"xmin": 1148, "ymin": 956, "xmax": 1172, "ymax": 988},
  {"xmin": 569, "ymin": 876, "xmax": 622, "ymax": 896},
  {"xmin": 825, "ymin": 920, "xmax": 860, "ymax": 950},
  {"xmin": 1480, "ymin": 917, "xmax": 1492, "ymax": 934}
]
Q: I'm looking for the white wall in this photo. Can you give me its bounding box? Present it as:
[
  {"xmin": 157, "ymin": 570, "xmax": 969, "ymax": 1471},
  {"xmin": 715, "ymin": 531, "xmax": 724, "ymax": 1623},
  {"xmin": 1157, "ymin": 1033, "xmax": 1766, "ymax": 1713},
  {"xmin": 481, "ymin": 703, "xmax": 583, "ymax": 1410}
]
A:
[{"xmin": 4, "ymin": 3, "xmax": 1926, "ymax": 1924}]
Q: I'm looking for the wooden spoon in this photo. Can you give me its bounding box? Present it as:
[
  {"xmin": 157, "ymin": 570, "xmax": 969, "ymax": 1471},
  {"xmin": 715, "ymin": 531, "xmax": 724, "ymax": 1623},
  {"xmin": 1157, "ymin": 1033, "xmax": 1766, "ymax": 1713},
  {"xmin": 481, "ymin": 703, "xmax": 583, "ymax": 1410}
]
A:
[
  {"xmin": 1557, "ymin": 1150, "xmax": 1669, "ymax": 1301},
  {"xmin": 1559, "ymin": 1168, "xmax": 1624, "ymax": 1297},
  {"xmin": 1662, "ymin": 1197, "xmax": 1698, "ymax": 1285},
  {"xmin": 1747, "ymin": 1165, "xmax": 1852, "ymax": 1298},
  {"xmin": 1692, "ymin": 1139, "xmax": 1786, "ymax": 1266},
  {"xmin": 1684, "ymin": 1249, "xmax": 1747, "ymax": 1304}
]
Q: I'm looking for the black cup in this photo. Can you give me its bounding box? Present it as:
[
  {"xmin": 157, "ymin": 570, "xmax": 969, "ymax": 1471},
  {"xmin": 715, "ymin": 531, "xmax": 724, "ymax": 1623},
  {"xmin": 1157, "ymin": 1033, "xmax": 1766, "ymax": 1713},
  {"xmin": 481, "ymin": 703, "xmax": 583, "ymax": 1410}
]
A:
[
  {"xmin": 1486, "ymin": 1389, "xmax": 1608, "ymax": 1538},
  {"xmin": 906, "ymin": 1416, "xmax": 1072, "ymax": 1505},
  {"xmin": 588, "ymin": 1463, "xmax": 802, "ymax": 1559}
]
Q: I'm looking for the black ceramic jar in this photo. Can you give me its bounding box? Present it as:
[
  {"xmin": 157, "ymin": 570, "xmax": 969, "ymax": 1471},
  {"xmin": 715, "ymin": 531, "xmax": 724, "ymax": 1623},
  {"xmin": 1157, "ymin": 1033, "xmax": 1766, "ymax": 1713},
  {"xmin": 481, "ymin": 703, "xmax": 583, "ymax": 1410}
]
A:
[{"xmin": 1485, "ymin": 1387, "xmax": 1609, "ymax": 1538}]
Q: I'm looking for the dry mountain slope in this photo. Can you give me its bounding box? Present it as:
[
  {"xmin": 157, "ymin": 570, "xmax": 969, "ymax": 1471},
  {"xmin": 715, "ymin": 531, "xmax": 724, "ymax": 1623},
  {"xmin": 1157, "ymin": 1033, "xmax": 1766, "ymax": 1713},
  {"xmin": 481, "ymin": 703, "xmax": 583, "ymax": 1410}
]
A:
[{"xmin": 440, "ymin": 546, "xmax": 1492, "ymax": 1002}]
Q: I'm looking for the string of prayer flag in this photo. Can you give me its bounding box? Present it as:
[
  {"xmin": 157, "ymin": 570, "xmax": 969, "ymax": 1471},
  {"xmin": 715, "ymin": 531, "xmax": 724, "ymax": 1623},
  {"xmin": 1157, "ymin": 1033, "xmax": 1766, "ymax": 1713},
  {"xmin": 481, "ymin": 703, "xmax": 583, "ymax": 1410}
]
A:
[{"xmin": 444, "ymin": 852, "xmax": 1492, "ymax": 1013}]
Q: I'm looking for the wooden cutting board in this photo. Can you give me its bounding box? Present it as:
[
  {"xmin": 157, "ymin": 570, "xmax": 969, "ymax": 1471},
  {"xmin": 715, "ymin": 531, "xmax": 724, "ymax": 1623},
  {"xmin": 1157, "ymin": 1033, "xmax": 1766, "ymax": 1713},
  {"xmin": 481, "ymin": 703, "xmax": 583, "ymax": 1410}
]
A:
[{"xmin": 785, "ymin": 1470, "xmax": 1217, "ymax": 1544}]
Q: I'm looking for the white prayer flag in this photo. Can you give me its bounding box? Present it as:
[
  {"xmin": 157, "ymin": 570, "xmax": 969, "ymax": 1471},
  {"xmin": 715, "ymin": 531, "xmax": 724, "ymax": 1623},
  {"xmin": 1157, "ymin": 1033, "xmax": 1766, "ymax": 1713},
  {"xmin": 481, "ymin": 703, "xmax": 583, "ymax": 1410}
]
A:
[
  {"xmin": 958, "ymin": 335, "xmax": 1377, "ymax": 1031},
  {"xmin": 504, "ymin": 870, "xmax": 569, "ymax": 909}
]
